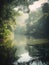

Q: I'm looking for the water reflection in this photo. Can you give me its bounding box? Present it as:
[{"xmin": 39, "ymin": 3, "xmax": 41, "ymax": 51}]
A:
[
  {"xmin": 14, "ymin": 60, "xmax": 46, "ymax": 65},
  {"xmin": 13, "ymin": 35, "xmax": 48, "ymax": 65},
  {"xmin": 14, "ymin": 35, "xmax": 28, "ymax": 56}
]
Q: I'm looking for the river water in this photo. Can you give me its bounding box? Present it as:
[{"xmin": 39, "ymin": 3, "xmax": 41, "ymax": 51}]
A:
[{"xmin": 13, "ymin": 35, "xmax": 47, "ymax": 65}]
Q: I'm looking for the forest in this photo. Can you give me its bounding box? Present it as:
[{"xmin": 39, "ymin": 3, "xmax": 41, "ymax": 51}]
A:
[{"xmin": 0, "ymin": 0, "xmax": 49, "ymax": 65}]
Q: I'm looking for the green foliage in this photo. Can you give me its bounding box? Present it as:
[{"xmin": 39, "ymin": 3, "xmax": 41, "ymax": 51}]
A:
[
  {"xmin": 0, "ymin": 45, "xmax": 17, "ymax": 65},
  {"xmin": 34, "ymin": 43, "xmax": 49, "ymax": 63},
  {"xmin": 26, "ymin": 3, "xmax": 49, "ymax": 39},
  {"xmin": 0, "ymin": 0, "xmax": 39, "ymax": 65},
  {"xmin": 0, "ymin": 0, "xmax": 18, "ymax": 65}
]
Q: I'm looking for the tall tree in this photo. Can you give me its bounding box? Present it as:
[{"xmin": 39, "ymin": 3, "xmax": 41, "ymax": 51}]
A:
[{"xmin": 0, "ymin": 0, "xmax": 38, "ymax": 65}]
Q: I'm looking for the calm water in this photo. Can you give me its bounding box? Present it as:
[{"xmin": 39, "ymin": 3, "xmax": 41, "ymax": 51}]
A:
[{"xmin": 13, "ymin": 35, "xmax": 47, "ymax": 65}]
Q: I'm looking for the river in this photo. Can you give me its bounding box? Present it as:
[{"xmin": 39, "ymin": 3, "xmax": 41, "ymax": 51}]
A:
[{"xmin": 13, "ymin": 34, "xmax": 47, "ymax": 65}]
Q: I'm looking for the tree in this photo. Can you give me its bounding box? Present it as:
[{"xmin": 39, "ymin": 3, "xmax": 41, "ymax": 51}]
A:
[
  {"xmin": 0, "ymin": 0, "xmax": 39, "ymax": 65},
  {"xmin": 26, "ymin": 3, "xmax": 49, "ymax": 39},
  {"xmin": 33, "ymin": 43, "xmax": 49, "ymax": 64}
]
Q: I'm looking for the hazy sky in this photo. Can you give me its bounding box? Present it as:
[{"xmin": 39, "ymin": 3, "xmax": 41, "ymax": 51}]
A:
[
  {"xmin": 22, "ymin": 0, "xmax": 48, "ymax": 27},
  {"xmin": 14, "ymin": 0, "xmax": 48, "ymax": 27},
  {"xmin": 29, "ymin": 0, "xmax": 48, "ymax": 12}
]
